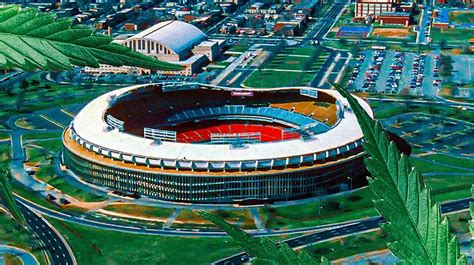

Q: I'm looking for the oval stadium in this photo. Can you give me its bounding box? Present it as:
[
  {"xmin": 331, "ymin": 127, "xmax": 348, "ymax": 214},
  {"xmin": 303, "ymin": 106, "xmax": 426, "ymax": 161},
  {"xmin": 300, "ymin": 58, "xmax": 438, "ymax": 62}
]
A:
[{"xmin": 61, "ymin": 83, "xmax": 374, "ymax": 205}]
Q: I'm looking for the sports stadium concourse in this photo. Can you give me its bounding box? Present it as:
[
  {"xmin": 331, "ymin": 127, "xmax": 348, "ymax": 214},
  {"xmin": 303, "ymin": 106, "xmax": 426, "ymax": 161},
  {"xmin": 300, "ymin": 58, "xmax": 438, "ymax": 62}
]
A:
[{"xmin": 62, "ymin": 83, "xmax": 373, "ymax": 205}]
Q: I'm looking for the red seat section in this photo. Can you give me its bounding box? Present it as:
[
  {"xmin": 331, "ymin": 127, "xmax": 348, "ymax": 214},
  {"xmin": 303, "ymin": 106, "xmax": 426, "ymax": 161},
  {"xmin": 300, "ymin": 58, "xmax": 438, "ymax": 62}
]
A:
[{"xmin": 174, "ymin": 121, "xmax": 300, "ymax": 143}]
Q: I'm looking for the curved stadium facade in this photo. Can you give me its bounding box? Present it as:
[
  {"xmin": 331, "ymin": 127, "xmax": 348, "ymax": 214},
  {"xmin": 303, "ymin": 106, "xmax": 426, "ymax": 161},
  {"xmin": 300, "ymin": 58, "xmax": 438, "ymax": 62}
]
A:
[{"xmin": 62, "ymin": 83, "xmax": 373, "ymax": 205}]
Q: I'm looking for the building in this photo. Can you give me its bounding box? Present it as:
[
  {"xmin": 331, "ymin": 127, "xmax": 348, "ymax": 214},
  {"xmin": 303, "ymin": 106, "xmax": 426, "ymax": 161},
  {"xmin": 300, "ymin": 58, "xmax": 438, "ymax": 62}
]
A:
[
  {"xmin": 274, "ymin": 16, "xmax": 306, "ymax": 36},
  {"xmin": 355, "ymin": 0, "xmax": 401, "ymax": 19},
  {"xmin": 85, "ymin": 20, "xmax": 219, "ymax": 76},
  {"xmin": 378, "ymin": 12, "xmax": 412, "ymax": 26},
  {"xmin": 120, "ymin": 20, "xmax": 207, "ymax": 62},
  {"xmin": 192, "ymin": 40, "xmax": 221, "ymax": 61},
  {"xmin": 62, "ymin": 84, "xmax": 373, "ymax": 205}
]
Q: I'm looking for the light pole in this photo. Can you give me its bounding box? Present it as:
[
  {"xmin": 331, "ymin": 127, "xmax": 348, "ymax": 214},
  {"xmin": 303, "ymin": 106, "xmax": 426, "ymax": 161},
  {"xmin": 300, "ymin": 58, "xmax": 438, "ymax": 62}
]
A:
[{"xmin": 347, "ymin": 176, "xmax": 352, "ymax": 190}]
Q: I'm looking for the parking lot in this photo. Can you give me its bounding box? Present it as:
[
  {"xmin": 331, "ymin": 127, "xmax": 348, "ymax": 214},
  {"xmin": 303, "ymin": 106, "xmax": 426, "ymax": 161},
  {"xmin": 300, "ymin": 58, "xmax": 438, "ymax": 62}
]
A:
[
  {"xmin": 348, "ymin": 49, "xmax": 440, "ymax": 97},
  {"xmin": 381, "ymin": 112, "xmax": 474, "ymax": 157}
]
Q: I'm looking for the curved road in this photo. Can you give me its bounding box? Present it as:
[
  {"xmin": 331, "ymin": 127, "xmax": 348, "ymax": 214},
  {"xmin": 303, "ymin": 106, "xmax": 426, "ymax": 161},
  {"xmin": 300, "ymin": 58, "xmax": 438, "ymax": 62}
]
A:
[
  {"xmin": 15, "ymin": 195, "xmax": 362, "ymax": 237},
  {"xmin": 18, "ymin": 199, "xmax": 75, "ymax": 265},
  {"xmin": 214, "ymin": 197, "xmax": 473, "ymax": 265},
  {"xmin": 0, "ymin": 245, "xmax": 39, "ymax": 265}
]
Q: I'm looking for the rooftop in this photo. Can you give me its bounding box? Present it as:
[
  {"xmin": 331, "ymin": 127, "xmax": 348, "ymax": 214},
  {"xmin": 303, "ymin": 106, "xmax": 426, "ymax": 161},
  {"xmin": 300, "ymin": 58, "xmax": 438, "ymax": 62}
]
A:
[{"xmin": 129, "ymin": 20, "xmax": 207, "ymax": 54}]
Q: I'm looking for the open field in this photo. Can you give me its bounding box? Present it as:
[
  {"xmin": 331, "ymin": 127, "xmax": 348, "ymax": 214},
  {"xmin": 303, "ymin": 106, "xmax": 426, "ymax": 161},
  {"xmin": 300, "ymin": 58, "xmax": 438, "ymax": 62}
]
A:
[
  {"xmin": 449, "ymin": 10, "xmax": 474, "ymax": 24},
  {"xmin": 0, "ymin": 79, "xmax": 111, "ymax": 123},
  {"xmin": 226, "ymin": 44, "xmax": 249, "ymax": 53},
  {"xmin": 421, "ymin": 154, "xmax": 474, "ymax": 169},
  {"xmin": 47, "ymin": 218, "xmax": 242, "ymax": 265},
  {"xmin": 430, "ymin": 27, "xmax": 474, "ymax": 45},
  {"xmin": 172, "ymin": 209, "xmax": 256, "ymax": 230},
  {"xmin": 243, "ymin": 47, "xmax": 324, "ymax": 88},
  {"xmin": 23, "ymin": 132, "xmax": 63, "ymax": 141},
  {"xmin": 374, "ymin": 104, "xmax": 474, "ymax": 122},
  {"xmin": 103, "ymin": 204, "xmax": 174, "ymax": 220},
  {"xmin": 371, "ymin": 28, "xmax": 411, "ymax": 39}
]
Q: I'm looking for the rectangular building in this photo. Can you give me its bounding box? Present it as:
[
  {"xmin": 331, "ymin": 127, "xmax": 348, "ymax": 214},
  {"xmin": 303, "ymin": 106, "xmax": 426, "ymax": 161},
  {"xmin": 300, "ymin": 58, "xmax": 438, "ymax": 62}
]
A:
[{"xmin": 355, "ymin": 0, "xmax": 400, "ymax": 19}]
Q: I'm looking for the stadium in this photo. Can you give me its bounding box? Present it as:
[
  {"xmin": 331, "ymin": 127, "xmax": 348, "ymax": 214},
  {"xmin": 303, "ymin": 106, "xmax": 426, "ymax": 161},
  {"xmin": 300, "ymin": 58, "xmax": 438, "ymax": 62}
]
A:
[{"xmin": 62, "ymin": 83, "xmax": 373, "ymax": 205}]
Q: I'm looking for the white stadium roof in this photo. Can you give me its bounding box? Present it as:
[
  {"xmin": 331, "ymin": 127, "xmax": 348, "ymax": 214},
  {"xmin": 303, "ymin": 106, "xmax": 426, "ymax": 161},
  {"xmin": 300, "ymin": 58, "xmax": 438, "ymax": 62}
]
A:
[
  {"xmin": 130, "ymin": 20, "xmax": 206, "ymax": 54},
  {"xmin": 71, "ymin": 84, "xmax": 373, "ymax": 165}
]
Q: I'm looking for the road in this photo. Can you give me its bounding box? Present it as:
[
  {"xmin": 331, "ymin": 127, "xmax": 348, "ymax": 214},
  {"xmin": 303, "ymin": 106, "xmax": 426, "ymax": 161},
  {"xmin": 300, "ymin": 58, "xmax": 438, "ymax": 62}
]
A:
[
  {"xmin": 7, "ymin": 114, "xmax": 75, "ymax": 265},
  {"xmin": 14, "ymin": 194, "xmax": 363, "ymax": 237},
  {"xmin": 208, "ymin": 3, "xmax": 345, "ymax": 45},
  {"xmin": 417, "ymin": 0, "xmax": 433, "ymax": 44},
  {"xmin": 303, "ymin": 3, "xmax": 346, "ymax": 43},
  {"xmin": 214, "ymin": 197, "xmax": 474, "ymax": 265},
  {"xmin": 0, "ymin": 245, "xmax": 38, "ymax": 265},
  {"xmin": 19, "ymin": 203, "xmax": 75, "ymax": 265}
]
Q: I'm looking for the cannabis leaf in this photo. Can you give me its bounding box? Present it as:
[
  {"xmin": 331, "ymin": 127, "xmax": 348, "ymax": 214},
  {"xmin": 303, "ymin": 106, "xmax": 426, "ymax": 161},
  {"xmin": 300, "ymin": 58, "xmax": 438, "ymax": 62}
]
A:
[
  {"xmin": 198, "ymin": 211, "xmax": 330, "ymax": 265},
  {"xmin": 470, "ymin": 186, "xmax": 473, "ymax": 253},
  {"xmin": 0, "ymin": 162, "xmax": 26, "ymax": 225},
  {"xmin": 334, "ymin": 84, "xmax": 467, "ymax": 264},
  {"xmin": 0, "ymin": 5, "xmax": 181, "ymax": 71}
]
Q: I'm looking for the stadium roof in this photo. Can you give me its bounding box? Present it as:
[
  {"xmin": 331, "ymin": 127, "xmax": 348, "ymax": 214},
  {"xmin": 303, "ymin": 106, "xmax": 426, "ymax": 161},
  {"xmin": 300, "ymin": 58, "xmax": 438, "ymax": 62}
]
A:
[
  {"xmin": 71, "ymin": 84, "xmax": 373, "ymax": 164},
  {"xmin": 130, "ymin": 20, "xmax": 206, "ymax": 54}
]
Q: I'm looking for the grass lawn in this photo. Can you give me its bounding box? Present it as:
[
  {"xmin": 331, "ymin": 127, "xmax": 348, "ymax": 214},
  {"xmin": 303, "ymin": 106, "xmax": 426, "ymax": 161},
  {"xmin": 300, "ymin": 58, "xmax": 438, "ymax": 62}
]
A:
[
  {"xmin": 430, "ymin": 27, "xmax": 474, "ymax": 46},
  {"xmin": 0, "ymin": 133, "xmax": 10, "ymax": 140},
  {"xmin": 244, "ymin": 70, "xmax": 304, "ymax": 88},
  {"xmin": 409, "ymin": 157, "xmax": 474, "ymax": 174},
  {"xmin": 0, "ymin": 211, "xmax": 47, "ymax": 265},
  {"xmin": 269, "ymin": 56, "xmax": 308, "ymax": 71},
  {"xmin": 35, "ymin": 164, "xmax": 105, "ymax": 202},
  {"xmin": 103, "ymin": 204, "xmax": 175, "ymax": 219},
  {"xmin": 227, "ymin": 44, "xmax": 249, "ymax": 53},
  {"xmin": 172, "ymin": 209, "xmax": 256, "ymax": 230},
  {"xmin": 420, "ymin": 154, "xmax": 474, "ymax": 169},
  {"xmin": 4, "ymin": 254, "xmax": 22, "ymax": 265},
  {"xmin": 23, "ymin": 132, "xmax": 63, "ymax": 141},
  {"xmin": 283, "ymin": 47, "xmax": 316, "ymax": 56},
  {"xmin": 47, "ymin": 218, "xmax": 242, "ymax": 265},
  {"xmin": 303, "ymin": 209, "xmax": 470, "ymax": 261},
  {"xmin": 12, "ymin": 181, "xmax": 63, "ymax": 211},
  {"xmin": 243, "ymin": 46, "xmax": 325, "ymax": 88},
  {"xmin": 449, "ymin": 11, "xmax": 474, "ymax": 24},
  {"xmin": 260, "ymin": 188, "xmax": 378, "ymax": 230},
  {"xmin": 0, "ymin": 80, "xmax": 111, "ymax": 123},
  {"xmin": 375, "ymin": 104, "xmax": 474, "ymax": 123}
]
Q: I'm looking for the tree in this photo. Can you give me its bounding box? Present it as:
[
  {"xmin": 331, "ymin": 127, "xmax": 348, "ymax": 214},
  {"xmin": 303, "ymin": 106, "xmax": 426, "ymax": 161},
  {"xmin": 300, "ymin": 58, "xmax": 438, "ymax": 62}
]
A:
[
  {"xmin": 440, "ymin": 39, "xmax": 448, "ymax": 49},
  {"xmin": 0, "ymin": 4, "xmax": 181, "ymax": 225},
  {"xmin": 439, "ymin": 55, "xmax": 454, "ymax": 78},
  {"xmin": 0, "ymin": 162, "xmax": 26, "ymax": 225},
  {"xmin": 199, "ymin": 211, "xmax": 330, "ymax": 264},
  {"xmin": 335, "ymin": 84, "xmax": 467, "ymax": 264},
  {"xmin": 0, "ymin": 5, "xmax": 181, "ymax": 72},
  {"xmin": 202, "ymin": 84, "xmax": 471, "ymax": 264}
]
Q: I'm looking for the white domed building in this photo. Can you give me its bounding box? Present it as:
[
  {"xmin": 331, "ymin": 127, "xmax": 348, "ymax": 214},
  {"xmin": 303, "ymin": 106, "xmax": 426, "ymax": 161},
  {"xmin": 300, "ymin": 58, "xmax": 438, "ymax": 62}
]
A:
[
  {"xmin": 121, "ymin": 20, "xmax": 207, "ymax": 62},
  {"xmin": 85, "ymin": 20, "xmax": 224, "ymax": 76}
]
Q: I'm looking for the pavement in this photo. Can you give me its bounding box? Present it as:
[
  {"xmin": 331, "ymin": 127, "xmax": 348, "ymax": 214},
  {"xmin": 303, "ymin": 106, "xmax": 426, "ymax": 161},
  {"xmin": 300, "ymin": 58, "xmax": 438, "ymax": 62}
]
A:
[
  {"xmin": 417, "ymin": 0, "xmax": 433, "ymax": 44},
  {"xmin": 351, "ymin": 49, "xmax": 439, "ymax": 97},
  {"xmin": 19, "ymin": 203, "xmax": 75, "ymax": 265},
  {"xmin": 0, "ymin": 245, "xmax": 39, "ymax": 265},
  {"xmin": 452, "ymin": 55, "xmax": 474, "ymax": 83},
  {"xmin": 213, "ymin": 197, "xmax": 474, "ymax": 265}
]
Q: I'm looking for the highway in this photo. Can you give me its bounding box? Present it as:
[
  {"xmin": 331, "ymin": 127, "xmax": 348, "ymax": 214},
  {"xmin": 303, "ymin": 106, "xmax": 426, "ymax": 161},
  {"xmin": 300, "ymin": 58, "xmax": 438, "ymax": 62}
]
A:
[
  {"xmin": 14, "ymin": 195, "xmax": 363, "ymax": 238},
  {"xmin": 214, "ymin": 197, "xmax": 473, "ymax": 265},
  {"xmin": 19, "ymin": 202, "xmax": 75, "ymax": 265}
]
